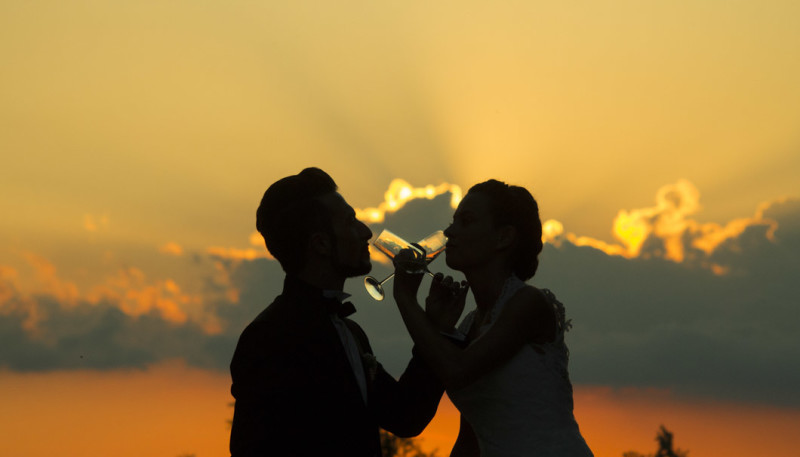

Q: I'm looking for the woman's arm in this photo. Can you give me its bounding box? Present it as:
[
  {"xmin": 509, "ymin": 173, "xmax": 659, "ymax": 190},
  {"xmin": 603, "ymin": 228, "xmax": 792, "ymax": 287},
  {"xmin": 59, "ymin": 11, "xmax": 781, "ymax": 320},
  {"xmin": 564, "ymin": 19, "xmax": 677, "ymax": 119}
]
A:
[{"xmin": 393, "ymin": 262, "xmax": 553, "ymax": 391}]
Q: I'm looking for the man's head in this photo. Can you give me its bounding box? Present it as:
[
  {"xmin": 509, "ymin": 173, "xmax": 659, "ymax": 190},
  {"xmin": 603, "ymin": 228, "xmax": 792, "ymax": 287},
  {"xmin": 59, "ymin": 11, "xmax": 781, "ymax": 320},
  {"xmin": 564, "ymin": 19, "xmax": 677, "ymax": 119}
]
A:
[{"xmin": 256, "ymin": 168, "xmax": 373, "ymax": 280}]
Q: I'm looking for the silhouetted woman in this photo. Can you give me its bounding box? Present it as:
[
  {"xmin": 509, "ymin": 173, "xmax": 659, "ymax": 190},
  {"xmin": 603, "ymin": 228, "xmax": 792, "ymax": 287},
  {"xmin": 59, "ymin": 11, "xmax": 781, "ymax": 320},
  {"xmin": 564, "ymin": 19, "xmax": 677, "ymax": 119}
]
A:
[{"xmin": 393, "ymin": 179, "xmax": 593, "ymax": 457}]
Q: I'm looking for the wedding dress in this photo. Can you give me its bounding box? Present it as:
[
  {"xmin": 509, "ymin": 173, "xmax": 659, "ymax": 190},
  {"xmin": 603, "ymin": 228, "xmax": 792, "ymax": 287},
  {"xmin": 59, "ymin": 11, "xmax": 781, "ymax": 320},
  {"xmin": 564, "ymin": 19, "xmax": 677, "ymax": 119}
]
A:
[{"xmin": 449, "ymin": 276, "xmax": 593, "ymax": 457}]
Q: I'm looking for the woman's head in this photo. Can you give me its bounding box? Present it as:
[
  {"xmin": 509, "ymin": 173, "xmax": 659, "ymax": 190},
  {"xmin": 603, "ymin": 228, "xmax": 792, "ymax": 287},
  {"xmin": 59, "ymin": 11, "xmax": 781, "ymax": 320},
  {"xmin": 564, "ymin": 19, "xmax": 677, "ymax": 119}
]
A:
[{"xmin": 444, "ymin": 179, "xmax": 543, "ymax": 280}]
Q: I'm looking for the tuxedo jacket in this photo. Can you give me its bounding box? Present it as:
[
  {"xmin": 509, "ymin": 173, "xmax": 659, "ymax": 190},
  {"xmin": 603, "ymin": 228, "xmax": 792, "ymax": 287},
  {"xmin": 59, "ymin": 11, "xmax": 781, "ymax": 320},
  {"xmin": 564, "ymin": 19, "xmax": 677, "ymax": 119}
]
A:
[{"xmin": 229, "ymin": 275, "xmax": 444, "ymax": 457}]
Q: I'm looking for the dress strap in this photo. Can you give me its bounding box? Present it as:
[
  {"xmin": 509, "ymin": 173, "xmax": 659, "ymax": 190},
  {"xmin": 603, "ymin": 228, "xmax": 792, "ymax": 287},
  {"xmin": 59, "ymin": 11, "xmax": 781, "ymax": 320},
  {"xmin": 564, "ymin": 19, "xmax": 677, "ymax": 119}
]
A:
[
  {"xmin": 458, "ymin": 276, "xmax": 526, "ymax": 336},
  {"xmin": 486, "ymin": 275, "xmax": 527, "ymax": 327}
]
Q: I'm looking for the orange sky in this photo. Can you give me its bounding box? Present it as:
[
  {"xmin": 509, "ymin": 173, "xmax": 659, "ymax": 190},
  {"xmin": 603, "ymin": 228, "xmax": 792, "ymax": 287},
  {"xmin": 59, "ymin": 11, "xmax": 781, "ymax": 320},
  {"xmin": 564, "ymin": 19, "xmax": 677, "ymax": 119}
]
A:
[{"xmin": 2, "ymin": 362, "xmax": 798, "ymax": 456}]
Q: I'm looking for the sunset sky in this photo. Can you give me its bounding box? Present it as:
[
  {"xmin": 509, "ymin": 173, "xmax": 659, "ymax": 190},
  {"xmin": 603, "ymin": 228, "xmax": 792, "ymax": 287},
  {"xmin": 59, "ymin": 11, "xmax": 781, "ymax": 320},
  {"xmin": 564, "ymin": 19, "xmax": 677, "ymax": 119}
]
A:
[{"xmin": 2, "ymin": 1, "xmax": 799, "ymax": 456}]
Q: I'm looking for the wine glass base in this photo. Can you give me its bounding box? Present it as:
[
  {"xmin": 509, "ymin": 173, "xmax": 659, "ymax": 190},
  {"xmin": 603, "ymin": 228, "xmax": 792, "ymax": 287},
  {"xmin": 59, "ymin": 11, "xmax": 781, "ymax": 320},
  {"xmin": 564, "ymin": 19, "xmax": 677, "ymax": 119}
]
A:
[{"xmin": 364, "ymin": 276, "xmax": 386, "ymax": 301}]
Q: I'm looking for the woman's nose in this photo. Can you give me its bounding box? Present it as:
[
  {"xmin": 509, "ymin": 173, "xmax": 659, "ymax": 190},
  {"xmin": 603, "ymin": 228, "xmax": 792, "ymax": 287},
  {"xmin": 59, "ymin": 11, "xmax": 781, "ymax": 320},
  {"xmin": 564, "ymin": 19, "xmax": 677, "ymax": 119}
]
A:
[{"xmin": 443, "ymin": 224, "xmax": 453, "ymax": 238}]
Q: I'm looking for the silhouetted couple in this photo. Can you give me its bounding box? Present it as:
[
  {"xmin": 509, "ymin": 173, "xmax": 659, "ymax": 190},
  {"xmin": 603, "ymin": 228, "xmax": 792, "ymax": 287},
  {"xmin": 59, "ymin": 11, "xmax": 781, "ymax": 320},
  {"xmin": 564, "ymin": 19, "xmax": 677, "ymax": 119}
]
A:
[{"xmin": 229, "ymin": 168, "xmax": 593, "ymax": 456}]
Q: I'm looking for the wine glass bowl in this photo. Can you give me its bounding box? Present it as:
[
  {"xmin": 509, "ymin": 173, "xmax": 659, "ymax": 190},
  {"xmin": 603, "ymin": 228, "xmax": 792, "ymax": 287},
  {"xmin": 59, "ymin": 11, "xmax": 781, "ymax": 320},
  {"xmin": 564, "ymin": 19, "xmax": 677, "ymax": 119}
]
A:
[
  {"xmin": 364, "ymin": 229, "xmax": 446, "ymax": 301},
  {"xmin": 416, "ymin": 231, "xmax": 447, "ymax": 264},
  {"xmin": 371, "ymin": 230, "xmax": 422, "ymax": 261},
  {"xmin": 364, "ymin": 275, "xmax": 388, "ymax": 300}
]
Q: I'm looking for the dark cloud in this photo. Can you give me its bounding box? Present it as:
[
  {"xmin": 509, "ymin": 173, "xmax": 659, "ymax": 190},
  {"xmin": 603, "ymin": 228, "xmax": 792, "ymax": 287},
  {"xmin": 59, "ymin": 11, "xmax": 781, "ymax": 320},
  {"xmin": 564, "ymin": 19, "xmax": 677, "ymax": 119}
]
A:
[
  {"xmin": 534, "ymin": 198, "xmax": 800, "ymax": 406},
  {"xmin": 709, "ymin": 198, "xmax": 800, "ymax": 278},
  {"xmin": 0, "ymin": 294, "xmax": 232, "ymax": 371},
  {"xmin": 368, "ymin": 192, "xmax": 456, "ymax": 242},
  {"xmin": 2, "ymin": 193, "xmax": 798, "ymax": 409}
]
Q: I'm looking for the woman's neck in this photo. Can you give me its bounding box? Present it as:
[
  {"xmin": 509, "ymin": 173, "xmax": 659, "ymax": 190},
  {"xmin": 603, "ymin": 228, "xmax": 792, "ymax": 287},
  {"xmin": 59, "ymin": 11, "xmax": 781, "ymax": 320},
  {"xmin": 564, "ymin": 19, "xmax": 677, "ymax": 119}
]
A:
[{"xmin": 463, "ymin": 263, "xmax": 515, "ymax": 312}]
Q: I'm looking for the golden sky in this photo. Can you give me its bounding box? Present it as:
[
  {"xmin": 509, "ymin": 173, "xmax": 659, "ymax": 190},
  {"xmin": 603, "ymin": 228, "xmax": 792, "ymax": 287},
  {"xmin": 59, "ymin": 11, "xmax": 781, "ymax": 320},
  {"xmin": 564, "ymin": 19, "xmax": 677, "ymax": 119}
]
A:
[
  {"xmin": 2, "ymin": 1, "xmax": 799, "ymax": 252},
  {"xmin": 2, "ymin": 1, "xmax": 800, "ymax": 456}
]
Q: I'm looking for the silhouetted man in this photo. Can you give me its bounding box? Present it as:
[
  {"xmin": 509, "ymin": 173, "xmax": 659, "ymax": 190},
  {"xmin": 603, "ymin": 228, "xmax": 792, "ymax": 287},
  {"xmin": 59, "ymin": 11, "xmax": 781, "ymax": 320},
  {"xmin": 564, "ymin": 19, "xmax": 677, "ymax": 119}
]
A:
[{"xmin": 229, "ymin": 168, "xmax": 444, "ymax": 456}]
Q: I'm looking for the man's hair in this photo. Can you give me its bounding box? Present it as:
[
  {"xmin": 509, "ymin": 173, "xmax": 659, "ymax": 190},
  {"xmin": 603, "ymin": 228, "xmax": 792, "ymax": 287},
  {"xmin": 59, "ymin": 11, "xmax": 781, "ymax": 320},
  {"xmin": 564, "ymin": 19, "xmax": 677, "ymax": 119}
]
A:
[
  {"xmin": 466, "ymin": 179, "xmax": 544, "ymax": 280},
  {"xmin": 256, "ymin": 168, "xmax": 338, "ymax": 274}
]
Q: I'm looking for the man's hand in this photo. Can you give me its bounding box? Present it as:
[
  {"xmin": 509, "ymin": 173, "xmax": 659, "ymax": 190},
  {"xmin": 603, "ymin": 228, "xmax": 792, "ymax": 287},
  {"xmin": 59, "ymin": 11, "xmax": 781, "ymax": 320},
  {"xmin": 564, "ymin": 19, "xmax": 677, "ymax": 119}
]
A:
[{"xmin": 425, "ymin": 273, "xmax": 468, "ymax": 333}]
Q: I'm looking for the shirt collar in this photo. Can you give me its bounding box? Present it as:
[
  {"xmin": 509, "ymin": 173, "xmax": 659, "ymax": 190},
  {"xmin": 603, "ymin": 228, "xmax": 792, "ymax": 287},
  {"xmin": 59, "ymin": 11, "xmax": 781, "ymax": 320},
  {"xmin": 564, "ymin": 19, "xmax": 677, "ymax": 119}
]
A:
[
  {"xmin": 282, "ymin": 275, "xmax": 356, "ymax": 318},
  {"xmin": 322, "ymin": 289, "xmax": 352, "ymax": 303}
]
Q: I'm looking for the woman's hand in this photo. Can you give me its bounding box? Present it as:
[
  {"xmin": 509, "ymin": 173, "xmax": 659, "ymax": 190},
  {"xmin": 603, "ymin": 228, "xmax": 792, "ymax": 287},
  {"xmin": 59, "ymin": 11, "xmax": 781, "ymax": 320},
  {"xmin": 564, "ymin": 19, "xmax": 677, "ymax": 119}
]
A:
[
  {"xmin": 392, "ymin": 248, "xmax": 426, "ymax": 302},
  {"xmin": 425, "ymin": 273, "xmax": 469, "ymax": 333}
]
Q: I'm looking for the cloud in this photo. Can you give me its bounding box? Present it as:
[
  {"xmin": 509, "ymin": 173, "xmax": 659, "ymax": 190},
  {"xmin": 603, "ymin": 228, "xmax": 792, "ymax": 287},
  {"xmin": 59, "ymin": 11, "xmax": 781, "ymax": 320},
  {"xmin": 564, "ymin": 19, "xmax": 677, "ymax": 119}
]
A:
[
  {"xmin": 0, "ymin": 251, "xmax": 261, "ymax": 371},
  {"xmin": 708, "ymin": 197, "xmax": 800, "ymax": 277},
  {"xmin": 354, "ymin": 178, "xmax": 462, "ymax": 224},
  {"xmin": 1, "ymin": 249, "xmax": 233, "ymax": 338},
  {"xmin": 0, "ymin": 265, "xmax": 44, "ymax": 334},
  {"xmin": 1, "ymin": 181, "xmax": 798, "ymax": 409},
  {"xmin": 83, "ymin": 214, "xmax": 109, "ymax": 232},
  {"xmin": 0, "ymin": 293, "xmax": 237, "ymax": 371},
  {"xmin": 85, "ymin": 267, "xmax": 193, "ymax": 325},
  {"xmin": 22, "ymin": 252, "xmax": 80, "ymax": 307},
  {"xmin": 200, "ymin": 230, "xmax": 276, "ymax": 263},
  {"xmin": 534, "ymin": 195, "xmax": 800, "ymax": 406},
  {"xmin": 159, "ymin": 242, "xmax": 184, "ymax": 256},
  {"xmin": 0, "ymin": 183, "xmax": 462, "ymax": 373},
  {"xmin": 205, "ymin": 246, "xmax": 270, "ymax": 262},
  {"xmin": 544, "ymin": 180, "xmax": 783, "ymax": 274}
]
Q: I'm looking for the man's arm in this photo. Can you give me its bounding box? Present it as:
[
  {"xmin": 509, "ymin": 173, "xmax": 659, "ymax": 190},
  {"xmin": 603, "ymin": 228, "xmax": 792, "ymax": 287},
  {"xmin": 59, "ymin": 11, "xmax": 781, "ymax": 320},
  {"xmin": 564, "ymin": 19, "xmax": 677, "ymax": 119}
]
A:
[
  {"xmin": 346, "ymin": 321, "xmax": 445, "ymax": 437},
  {"xmin": 371, "ymin": 353, "xmax": 445, "ymax": 437}
]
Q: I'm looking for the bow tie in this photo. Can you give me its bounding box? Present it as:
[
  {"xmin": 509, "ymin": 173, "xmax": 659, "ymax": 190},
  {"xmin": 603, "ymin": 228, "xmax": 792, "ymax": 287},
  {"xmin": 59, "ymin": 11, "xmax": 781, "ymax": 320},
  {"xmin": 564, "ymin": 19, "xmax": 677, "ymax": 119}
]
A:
[{"xmin": 325, "ymin": 299, "xmax": 356, "ymax": 318}]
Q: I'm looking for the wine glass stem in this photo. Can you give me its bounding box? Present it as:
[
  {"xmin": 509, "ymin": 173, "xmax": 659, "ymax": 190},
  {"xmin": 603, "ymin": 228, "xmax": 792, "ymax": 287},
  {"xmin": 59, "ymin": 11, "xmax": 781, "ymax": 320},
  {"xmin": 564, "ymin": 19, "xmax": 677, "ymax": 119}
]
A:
[
  {"xmin": 381, "ymin": 269, "xmax": 435, "ymax": 286},
  {"xmin": 379, "ymin": 273, "xmax": 394, "ymax": 286}
]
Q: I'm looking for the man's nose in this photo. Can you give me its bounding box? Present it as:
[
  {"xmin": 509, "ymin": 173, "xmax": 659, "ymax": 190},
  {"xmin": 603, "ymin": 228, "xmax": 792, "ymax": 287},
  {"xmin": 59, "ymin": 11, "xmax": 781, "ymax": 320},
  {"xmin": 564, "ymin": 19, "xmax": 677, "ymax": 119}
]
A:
[{"xmin": 360, "ymin": 222, "xmax": 372, "ymax": 240}]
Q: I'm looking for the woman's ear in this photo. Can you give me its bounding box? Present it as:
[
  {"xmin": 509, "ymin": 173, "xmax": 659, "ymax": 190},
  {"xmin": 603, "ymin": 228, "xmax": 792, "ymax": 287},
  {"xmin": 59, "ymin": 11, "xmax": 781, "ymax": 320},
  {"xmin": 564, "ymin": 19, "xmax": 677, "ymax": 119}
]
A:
[{"xmin": 496, "ymin": 225, "xmax": 517, "ymax": 250}]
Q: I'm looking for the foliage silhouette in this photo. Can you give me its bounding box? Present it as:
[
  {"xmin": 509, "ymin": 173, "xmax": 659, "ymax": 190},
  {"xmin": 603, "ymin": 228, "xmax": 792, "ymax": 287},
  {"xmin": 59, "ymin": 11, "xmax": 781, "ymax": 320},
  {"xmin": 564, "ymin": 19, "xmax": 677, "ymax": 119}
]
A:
[
  {"xmin": 380, "ymin": 429, "xmax": 438, "ymax": 457},
  {"xmin": 623, "ymin": 425, "xmax": 689, "ymax": 457}
]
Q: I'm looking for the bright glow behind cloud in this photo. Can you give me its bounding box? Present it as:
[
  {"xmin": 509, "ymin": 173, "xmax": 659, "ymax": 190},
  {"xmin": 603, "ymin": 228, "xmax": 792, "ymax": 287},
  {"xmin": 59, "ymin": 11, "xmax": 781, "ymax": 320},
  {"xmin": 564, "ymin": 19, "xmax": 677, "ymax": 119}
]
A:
[
  {"xmin": 207, "ymin": 178, "xmax": 463, "ymax": 264},
  {"xmin": 546, "ymin": 180, "xmax": 782, "ymax": 272},
  {"xmin": 351, "ymin": 178, "xmax": 783, "ymax": 270},
  {"xmin": 355, "ymin": 178, "xmax": 462, "ymax": 224}
]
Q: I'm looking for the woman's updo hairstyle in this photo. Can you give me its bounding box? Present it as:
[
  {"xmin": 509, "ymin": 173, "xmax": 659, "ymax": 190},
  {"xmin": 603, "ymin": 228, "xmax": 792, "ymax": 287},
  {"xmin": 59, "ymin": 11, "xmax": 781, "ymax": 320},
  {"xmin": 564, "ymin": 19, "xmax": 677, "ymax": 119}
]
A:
[{"xmin": 466, "ymin": 179, "xmax": 544, "ymax": 280}]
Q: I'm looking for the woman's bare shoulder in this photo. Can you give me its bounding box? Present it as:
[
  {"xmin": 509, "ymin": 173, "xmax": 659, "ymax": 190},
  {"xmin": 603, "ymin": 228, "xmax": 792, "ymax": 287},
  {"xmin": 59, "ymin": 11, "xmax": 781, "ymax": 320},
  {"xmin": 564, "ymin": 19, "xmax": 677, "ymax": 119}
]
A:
[
  {"xmin": 509, "ymin": 284, "xmax": 550, "ymax": 310},
  {"xmin": 507, "ymin": 284, "xmax": 556, "ymax": 342}
]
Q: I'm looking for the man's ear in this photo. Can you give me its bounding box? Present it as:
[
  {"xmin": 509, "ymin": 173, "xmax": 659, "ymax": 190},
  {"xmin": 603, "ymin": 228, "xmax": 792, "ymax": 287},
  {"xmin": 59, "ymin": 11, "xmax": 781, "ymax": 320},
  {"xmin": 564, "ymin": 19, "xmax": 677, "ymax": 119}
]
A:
[
  {"xmin": 309, "ymin": 231, "xmax": 333, "ymax": 256},
  {"xmin": 496, "ymin": 225, "xmax": 517, "ymax": 250}
]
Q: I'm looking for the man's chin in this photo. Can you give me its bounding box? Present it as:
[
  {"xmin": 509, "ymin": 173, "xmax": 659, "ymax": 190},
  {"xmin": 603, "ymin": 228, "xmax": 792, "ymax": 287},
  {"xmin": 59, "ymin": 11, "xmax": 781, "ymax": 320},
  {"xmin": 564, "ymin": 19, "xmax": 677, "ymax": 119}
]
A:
[
  {"xmin": 339, "ymin": 262, "xmax": 372, "ymax": 278},
  {"xmin": 351, "ymin": 263, "xmax": 372, "ymax": 277}
]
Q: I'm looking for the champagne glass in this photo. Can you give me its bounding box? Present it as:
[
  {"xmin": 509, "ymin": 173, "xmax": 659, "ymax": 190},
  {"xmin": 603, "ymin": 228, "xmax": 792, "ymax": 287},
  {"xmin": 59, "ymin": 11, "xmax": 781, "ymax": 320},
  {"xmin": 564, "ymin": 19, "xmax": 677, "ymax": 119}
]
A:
[{"xmin": 364, "ymin": 229, "xmax": 447, "ymax": 301}]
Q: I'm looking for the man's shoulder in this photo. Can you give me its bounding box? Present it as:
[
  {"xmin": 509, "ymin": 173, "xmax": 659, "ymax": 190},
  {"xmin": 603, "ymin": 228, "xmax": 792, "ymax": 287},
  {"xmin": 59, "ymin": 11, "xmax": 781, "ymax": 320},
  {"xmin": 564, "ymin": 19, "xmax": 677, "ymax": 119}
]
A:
[
  {"xmin": 252, "ymin": 293, "xmax": 290, "ymax": 322},
  {"xmin": 243, "ymin": 294, "xmax": 298, "ymax": 334},
  {"xmin": 244, "ymin": 292, "xmax": 327, "ymax": 336},
  {"xmin": 233, "ymin": 294, "xmax": 308, "ymax": 359}
]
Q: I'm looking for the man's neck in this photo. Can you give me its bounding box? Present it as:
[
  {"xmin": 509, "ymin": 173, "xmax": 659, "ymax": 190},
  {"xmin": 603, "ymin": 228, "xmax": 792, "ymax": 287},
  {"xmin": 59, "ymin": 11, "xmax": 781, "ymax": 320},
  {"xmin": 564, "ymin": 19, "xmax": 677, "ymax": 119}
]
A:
[{"xmin": 296, "ymin": 267, "xmax": 345, "ymax": 292}]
